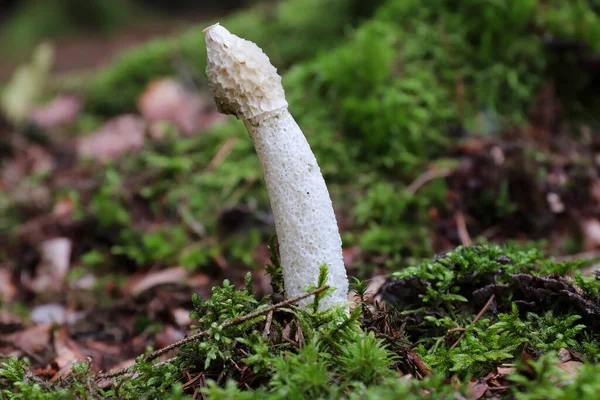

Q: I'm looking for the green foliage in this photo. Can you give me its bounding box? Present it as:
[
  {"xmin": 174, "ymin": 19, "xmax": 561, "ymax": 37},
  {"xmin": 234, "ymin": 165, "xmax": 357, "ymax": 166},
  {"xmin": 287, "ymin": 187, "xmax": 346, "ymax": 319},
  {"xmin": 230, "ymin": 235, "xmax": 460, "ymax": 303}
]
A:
[
  {"xmin": 337, "ymin": 332, "xmax": 396, "ymax": 385},
  {"xmin": 85, "ymin": 0, "xmax": 383, "ymax": 116},
  {"xmin": 0, "ymin": 358, "xmax": 93, "ymax": 399},
  {"xmin": 421, "ymin": 316, "xmax": 527, "ymax": 376},
  {"xmin": 306, "ymin": 265, "xmax": 339, "ymax": 313},
  {"xmin": 526, "ymin": 312, "xmax": 587, "ymax": 352},
  {"xmin": 351, "ymin": 181, "xmax": 444, "ymax": 259},
  {"xmin": 112, "ymin": 358, "xmax": 182, "ymax": 399},
  {"xmin": 3, "ymin": 244, "xmax": 600, "ymax": 397},
  {"xmin": 111, "ymin": 226, "xmax": 188, "ymax": 267},
  {"xmin": 387, "ymin": 245, "xmax": 599, "ymax": 376},
  {"xmin": 575, "ymin": 272, "xmax": 600, "ymax": 300},
  {"xmin": 265, "ymin": 235, "xmax": 285, "ymax": 295},
  {"xmin": 90, "ymin": 167, "xmax": 130, "ymax": 228},
  {"xmin": 269, "ymin": 341, "xmax": 334, "ymax": 399},
  {"xmin": 538, "ymin": 0, "xmax": 600, "ymax": 52},
  {"xmin": 80, "ymin": 249, "xmax": 105, "ymax": 267},
  {"xmin": 185, "ymin": 275, "xmax": 264, "ymax": 370},
  {"xmin": 392, "ymin": 244, "xmax": 581, "ymax": 306}
]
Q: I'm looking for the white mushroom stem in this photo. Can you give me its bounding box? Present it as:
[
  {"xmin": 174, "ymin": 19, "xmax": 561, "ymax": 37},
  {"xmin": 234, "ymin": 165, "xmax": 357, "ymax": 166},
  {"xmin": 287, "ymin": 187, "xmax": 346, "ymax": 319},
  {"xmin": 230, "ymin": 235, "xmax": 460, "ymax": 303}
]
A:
[{"xmin": 204, "ymin": 23, "xmax": 348, "ymax": 309}]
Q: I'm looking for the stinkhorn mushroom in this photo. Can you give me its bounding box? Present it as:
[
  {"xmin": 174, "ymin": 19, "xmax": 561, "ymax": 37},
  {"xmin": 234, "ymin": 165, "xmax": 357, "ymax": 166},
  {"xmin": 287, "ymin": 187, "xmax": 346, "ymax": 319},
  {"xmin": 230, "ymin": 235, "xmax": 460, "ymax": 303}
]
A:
[{"xmin": 204, "ymin": 23, "xmax": 348, "ymax": 310}]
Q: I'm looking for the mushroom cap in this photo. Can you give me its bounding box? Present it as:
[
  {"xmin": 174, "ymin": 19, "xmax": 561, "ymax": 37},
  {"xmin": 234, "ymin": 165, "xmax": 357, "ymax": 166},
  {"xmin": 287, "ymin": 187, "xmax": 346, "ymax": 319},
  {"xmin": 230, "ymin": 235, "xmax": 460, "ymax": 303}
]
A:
[{"xmin": 204, "ymin": 23, "xmax": 288, "ymax": 120}]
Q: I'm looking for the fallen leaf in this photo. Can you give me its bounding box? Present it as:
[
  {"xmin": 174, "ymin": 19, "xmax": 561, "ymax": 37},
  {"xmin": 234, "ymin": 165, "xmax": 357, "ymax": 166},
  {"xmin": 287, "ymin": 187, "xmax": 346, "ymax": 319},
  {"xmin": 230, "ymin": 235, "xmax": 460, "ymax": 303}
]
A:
[
  {"xmin": 77, "ymin": 115, "xmax": 146, "ymax": 161},
  {"xmin": 138, "ymin": 78, "xmax": 223, "ymax": 134},
  {"xmin": 28, "ymin": 95, "xmax": 81, "ymax": 129},
  {"xmin": 1, "ymin": 323, "xmax": 51, "ymax": 354},
  {"xmin": 50, "ymin": 328, "xmax": 88, "ymax": 382},
  {"xmin": 122, "ymin": 267, "xmax": 189, "ymax": 296},
  {"xmin": 556, "ymin": 360, "xmax": 584, "ymax": 377},
  {"xmin": 496, "ymin": 367, "xmax": 516, "ymax": 376},
  {"xmin": 0, "ymin": 267, "xmax": 16, "ymax": 304},
  {"xmin": 31, "ymin": 237, "xmax": 72, "ymax": 293},
  {"xmin": 172, "ymin": 308, "xmax": 192, "ymax": 327},
  {"xmin": 188, "ymin": 273, "xmax": 211, "ymax": 288},
  {"xmin": 0, "ymin": 310, "xmax": 23, "ymax": 334},
  {"xmin": 467, "ymin": 381, "xmax": 489, "ymax": 399},
  {"xmin": 582, "ymin": 219, "xmax": 600, "ymax": 250},
  {"xmin": 558, "ymin": 348, "xmax": 571, "ymax": 363},
  {"xmin": 53, "ymin": 327, "xmax": 86, "ymax": 370}
]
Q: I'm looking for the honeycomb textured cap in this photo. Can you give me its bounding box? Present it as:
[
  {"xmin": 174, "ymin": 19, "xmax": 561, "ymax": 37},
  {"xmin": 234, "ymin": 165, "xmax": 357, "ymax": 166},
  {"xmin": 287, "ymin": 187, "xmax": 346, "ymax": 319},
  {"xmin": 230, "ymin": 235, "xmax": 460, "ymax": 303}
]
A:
[{"xmin": 204, "ymin": 23, "xmax": 288, "ymax": 120}]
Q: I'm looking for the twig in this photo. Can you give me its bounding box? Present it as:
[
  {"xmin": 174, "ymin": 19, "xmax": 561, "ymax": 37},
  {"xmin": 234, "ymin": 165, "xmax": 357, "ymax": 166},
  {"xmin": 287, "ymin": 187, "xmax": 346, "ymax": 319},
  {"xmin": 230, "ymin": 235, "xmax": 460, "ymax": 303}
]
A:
[
  {"xmin": 94, "ymin": 286, "xmax": 330, "ymax": 380},
  {"xmin": 449, "ymin": 295, "xmax": 495, "ymax": 350},
  {"xmin": 96, "ymin": 357, "xmax": 178, "ymax": 388},
  {"xmin": 406, "ymin": 168, "xmax": 452, "ymax": 195},
  {"xmin": 207, "ymin": 137, "xmax": 238, "ymax": 172},
  {"xmin": 408, "ymin": 350, "xmax": 432, "ymax": 377},
  {"xmin": 262, "ymin": 310, "xmax": 273, "ymax": 339},
  {"xmin": 455, "ymin": 211, "xmax": 472, "ymax": 247},
  {"xmin": 177, "ymin": 203, "xmax": 207, "ymax": 238}
]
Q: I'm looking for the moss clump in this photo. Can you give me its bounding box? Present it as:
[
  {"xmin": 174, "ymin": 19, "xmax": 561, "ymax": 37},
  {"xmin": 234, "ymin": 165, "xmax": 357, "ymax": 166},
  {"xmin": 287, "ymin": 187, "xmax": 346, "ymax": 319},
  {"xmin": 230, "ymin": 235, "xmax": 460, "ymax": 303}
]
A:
[
  {"xmin": 2, "ymin": 244, "xmax": 599, "ymax": 398},
  {"xmin": 382, "ymin": 244, "xmax": 599, "ymax": 376}
]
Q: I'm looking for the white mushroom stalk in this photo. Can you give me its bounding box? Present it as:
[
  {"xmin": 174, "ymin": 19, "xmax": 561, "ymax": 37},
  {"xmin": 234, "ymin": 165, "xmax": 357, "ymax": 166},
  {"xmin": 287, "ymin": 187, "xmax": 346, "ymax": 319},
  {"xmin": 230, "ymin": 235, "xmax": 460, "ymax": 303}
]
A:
[{"xmin": 204, "ymin": 23, "xmax": 348, "ymax": 310}]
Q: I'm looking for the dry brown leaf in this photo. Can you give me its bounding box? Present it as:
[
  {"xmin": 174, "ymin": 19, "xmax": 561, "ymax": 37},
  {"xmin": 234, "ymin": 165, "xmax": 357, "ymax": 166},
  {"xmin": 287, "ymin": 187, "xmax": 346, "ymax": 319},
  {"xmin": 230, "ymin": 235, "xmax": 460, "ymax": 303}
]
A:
[
  {"xmin": 49, "ymin": 328, "xmax": 87, "ymax": 382},
  {"xmin": 556, "ymin": 360, "xmax": 584, "ymax": 377},
  {"xmin": 138, "ymin": 78, "xmax": 223, "ymax": 134},
  {"xmin": 122, "ymin": 267, "xmax": 190, "ymax": 296},
  {"xmin": 0, "ymin": 267, "xmax": 17, "ymax": 304},
  {"xmin": 581, "ymin": 219, "xmax": 600, "ymax": 250},
  {"xmin": 29, "ymin": 95, "xmax": 81, "ymax": 129},
  {"xmin": 0, "ymin": 310, "xmax": 23, "ymax": 334},
  {"xmin": 188, "ymin": 273, "xmax": 211, "ymax": 288},
  {"xmin": 558, "ymin": 348, "xmax": 571, "ymax": 363},
  {"xmin": 2, "ymin": 323, "xmax": 51, "ymax": 354},
  {"xmin": 30, "ymin": 237, "xmax": 72, "ymax": 293},
  {"xmin": 53, "ymin": 327, "xmax": 86, "ymax": 369},
  {"xmin": 496, "ymin": 366, "xmax": 516, "ymax": 376},
  {"xmin": 77, "ymin": 115, "xmax": 146, "ymax": 161},
  {"xmin": 172, "ymin": 308, "xmax": 192, "ymax": 327},
  {"xmin": 467, "ymin": 381, "xmax": 489, "ymax": 399}
]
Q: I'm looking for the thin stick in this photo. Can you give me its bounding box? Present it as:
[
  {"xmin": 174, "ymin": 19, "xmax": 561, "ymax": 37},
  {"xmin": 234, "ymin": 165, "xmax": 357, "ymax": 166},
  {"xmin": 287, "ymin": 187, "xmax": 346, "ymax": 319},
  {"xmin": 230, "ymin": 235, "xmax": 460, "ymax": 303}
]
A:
[
  {"xmin": 408, "ymin": 350, "xmax": 432, "ymax": 377},
  {"xmin": 207, "ymin": 137, "xmax": 238, "ymax": 172},
  {"xmin": 455, "ymin": 211, "xmax": 472, "ymax": 247},
  {"xmin": 406, "ymin": 168, "xmax": 452, "ymax": 195},
  {"xmin": 95, "ymin": 285, "xmax": 329, "ymax": 380},
  {"xmin": 262, "ymin": 310, "xmax": 274, "ymax": 339},
  {"xmin": 449, "ymin": 295, "xmax": 495, "ymax": 350}
]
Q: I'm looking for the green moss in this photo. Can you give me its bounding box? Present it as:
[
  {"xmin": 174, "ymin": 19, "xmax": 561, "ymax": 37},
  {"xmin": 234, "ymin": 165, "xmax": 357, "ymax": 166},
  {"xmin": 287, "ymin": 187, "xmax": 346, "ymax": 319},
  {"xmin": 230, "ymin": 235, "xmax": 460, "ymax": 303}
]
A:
[
  {"xmin": 69, "ymin": 0, "xmax": 600, "ymax": 273},
  {"xmin": 85, "ymin": 0, "xmax": 384, "ymax": 116},
  {"xmin": 2, "ymin": 245, "xmax": 600, "ymax": 397},
  {"xmin": 383, "ymin": 245, "xmax": 598, "ymax": 376}
]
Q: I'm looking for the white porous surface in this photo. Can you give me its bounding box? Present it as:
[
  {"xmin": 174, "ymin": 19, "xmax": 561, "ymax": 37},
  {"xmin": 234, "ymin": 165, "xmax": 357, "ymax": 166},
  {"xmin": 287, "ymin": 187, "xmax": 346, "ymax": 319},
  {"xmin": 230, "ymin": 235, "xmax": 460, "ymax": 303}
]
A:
[
  {"xmin": 244, "ymin": 109, "xmax": 349, "ymax": 309},
  {"xmin": 204, "ymin": 23, "xmax": 288, "ymax": 120}
]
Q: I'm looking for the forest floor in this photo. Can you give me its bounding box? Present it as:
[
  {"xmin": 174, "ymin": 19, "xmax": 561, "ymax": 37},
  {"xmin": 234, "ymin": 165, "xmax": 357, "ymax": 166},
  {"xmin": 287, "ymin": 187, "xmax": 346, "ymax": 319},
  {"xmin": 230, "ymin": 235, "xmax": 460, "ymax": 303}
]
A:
[{"xmin": 1, "ymin": 0, "xmax": 600, "ymax": 398}]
